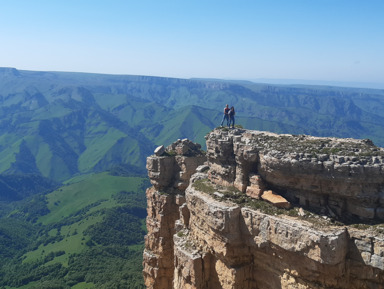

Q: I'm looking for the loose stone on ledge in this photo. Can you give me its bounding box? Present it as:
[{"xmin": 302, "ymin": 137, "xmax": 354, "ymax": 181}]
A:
[
  {"xmin": 154, "ymin": 145, "xmax": 165, "ymax": 156},
  {"xmin": 261, "ymin": 190, "xmax": 291, "ymax": 209}
]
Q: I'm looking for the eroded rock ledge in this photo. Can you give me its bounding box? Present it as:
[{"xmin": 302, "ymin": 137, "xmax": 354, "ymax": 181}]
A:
[
  {"xmin": 143, "ymin": 129, "xmax": 384, "ymax": 289},
  {"xmin": 207, "ymin": 128, "xmax": 384, "ymax": 221}
]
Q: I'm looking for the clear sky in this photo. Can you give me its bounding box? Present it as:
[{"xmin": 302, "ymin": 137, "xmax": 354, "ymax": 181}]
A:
[{"xmin": 1, "ymin": 0, "xmax": 383, "ymax": 85}]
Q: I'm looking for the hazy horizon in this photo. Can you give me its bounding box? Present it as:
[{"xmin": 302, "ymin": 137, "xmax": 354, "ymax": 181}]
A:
[
  {"xmin": 1, "ymin": 0, "xmax": 383, "ymax": 86},
  {"xmin": 3, "ymin": 65, "xmax": 384, "ymax": 90}
]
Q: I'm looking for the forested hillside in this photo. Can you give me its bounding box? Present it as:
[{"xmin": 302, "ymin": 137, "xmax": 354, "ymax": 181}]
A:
[
  {"xmin": 0, "ymin": 172, "xmax": 149, "ymax": 288},
  {"xmin": 1, "ymin": 67, "xmax": 384, "ymax": 181},
  {"xmin": 1, "ymin": 67, "xmax": 384, "ymax": 288}
]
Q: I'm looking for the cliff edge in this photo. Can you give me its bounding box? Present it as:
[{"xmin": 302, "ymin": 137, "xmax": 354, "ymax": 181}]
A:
[{"xmin": 143, "ymin": 129, "xmax": 384, "ymax": 289}]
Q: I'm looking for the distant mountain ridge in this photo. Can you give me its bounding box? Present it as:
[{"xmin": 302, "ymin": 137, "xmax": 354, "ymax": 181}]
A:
[
  {"xmin": 1, "ymin": 67, "xmax": 384, "ymax": 288},
  {"xmin": 1, "ymin": 67, "xmax": 384, "ymax": 182},
  {"xmin": 247, "ymin": 78, "xmax": 384, "ymax": 90}
]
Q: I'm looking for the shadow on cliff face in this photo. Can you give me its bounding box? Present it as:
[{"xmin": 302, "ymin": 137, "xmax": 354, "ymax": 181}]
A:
[
  {"xmin": 347, "ymin": 235, "xmax": 366, "ymax": 266},
  {"xmin": 269, "ymin": 181, "xmax": 384, "ymax": 228},
  {"xmin": 204, "ymin": 253, "xmax": 222, "ymax": 288},
  {"xmin": 346, "ymin": 233, "xmax": 384, "ymax": 288},
  {"xmin": 235, "ymin": 210, "xmax": 283, "ymax": 289}
]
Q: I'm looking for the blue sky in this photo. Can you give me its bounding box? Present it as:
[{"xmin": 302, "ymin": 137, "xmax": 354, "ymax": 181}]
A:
[{"xmin": 1, "ymin": 0, "xmax": 383, "ymax": 85}]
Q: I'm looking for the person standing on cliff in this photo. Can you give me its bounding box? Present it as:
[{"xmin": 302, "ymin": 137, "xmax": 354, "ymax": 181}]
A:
[
  {"xmin": 228, "ymin": 106, "xmax": 235, "ymax": 128},
  {"xmin": 220, "ymin": 104, "xmax": 230, "ymax": 127}
]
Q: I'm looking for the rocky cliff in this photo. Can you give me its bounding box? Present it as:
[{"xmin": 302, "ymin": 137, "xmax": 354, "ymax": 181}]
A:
[{"xmin": 143, "ymin": 129, "xmax": 384, "ymax": 289}]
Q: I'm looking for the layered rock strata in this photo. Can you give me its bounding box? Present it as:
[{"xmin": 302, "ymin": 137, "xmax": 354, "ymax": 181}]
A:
[
  {"xmin": 143, "ymin": 129, "xmax": 384, "ymax": 289},
  {"xmin": 143, "ymin": 139, "xmax": 206, "ymax": 288},
  {"xmin": 206, "ymin": 129, "xmax": 384, "ymax": 220}
]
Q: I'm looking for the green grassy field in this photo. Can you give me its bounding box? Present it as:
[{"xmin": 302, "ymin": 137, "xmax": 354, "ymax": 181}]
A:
[
  {"xmin": 39, "ymin": 172, "xmax": 144, "ymax": 225},
  {"xmin": 0, "ymin": 172, "xmax": 148, "ymax": 289}
]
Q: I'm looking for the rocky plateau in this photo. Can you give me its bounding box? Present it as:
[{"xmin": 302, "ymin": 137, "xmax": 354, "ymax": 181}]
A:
[{"xmin": 143, "ymin": 129, "xmax": 384, "ymax": 289}]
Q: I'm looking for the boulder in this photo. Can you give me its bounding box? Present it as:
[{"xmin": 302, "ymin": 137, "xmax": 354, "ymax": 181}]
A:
[
  {"xmin": 154, "ymin": 145, "xmax": 165, "ymax": 156},
  {"xmin": 261, "ymin": 190, "xmax": 291, "ymax": 209}
]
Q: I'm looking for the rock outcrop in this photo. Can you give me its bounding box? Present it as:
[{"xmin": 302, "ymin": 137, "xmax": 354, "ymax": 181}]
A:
[
  {"xmin": 143, "ymin": 129, "xmax": 384, "ymax": 289},
  {"xmin": 143, "ymin": 139, "xmax": 206, "ymax": 288}
]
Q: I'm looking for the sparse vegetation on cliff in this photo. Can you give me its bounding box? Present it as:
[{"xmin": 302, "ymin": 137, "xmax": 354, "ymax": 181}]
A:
[
  {"xmin": 251, "ymin": 133, "xmax": 384, "ymax": 159},
  {"xmin": 192, "ymin": 178, "xmax": 216, "ymax": 194},
  {"xmin": 192, "ymin": 178, "xmax": 295, "ymax": 215},
  {"xmin": 192, "ymin": 173, "xmax": 355, "ymax": 230}
]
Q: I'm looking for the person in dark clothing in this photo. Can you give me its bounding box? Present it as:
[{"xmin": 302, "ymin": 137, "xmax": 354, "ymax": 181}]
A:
[
  {"xmin": 220, "ymin": 104, "xmax": 230, "ymax": 127},
  {"xmin": 228, "ymin": 106, "xmax": 235, "ymax": 128}
]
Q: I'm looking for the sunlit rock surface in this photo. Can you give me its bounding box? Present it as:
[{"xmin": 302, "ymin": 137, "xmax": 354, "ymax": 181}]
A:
[{"xmin": 143, "ymin": 129, "xmax": 384, "ymax": 289}]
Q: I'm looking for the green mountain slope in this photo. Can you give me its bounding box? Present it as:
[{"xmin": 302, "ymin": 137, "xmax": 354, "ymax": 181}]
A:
[
  {"xmin": 141, "ymin": 105, "xmax": 219, "ymax": 147},
  {"xmin": 0, "ymin": 90, "xmax": 154, "ymax": 181},
  {"xmin": 0, "ymin": 173, "xmax": 57, "ymax": 202},
  {"xmin": 1, "ymin": 68, "xmax": 384, "ymax": 288},
  {"xmin": 2, "ymin": 67, "xmax": 384, "ymax": 181},
  {"xmin": 0, "ymin": 172, "xmax": 148, "ymax": 289}
]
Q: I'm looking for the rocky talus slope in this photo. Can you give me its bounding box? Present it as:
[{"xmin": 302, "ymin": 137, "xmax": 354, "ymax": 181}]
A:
[{"xmin": 143, "ymin": 129, "xmax": 384, "ymax": 289}]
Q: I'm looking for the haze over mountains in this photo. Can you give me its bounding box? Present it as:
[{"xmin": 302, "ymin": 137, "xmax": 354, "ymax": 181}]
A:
[
  {"xmin": 249, "ymin": 78, "xmax": 384, "ymax": 90},
  {"xmin": 1, "ymin": 67, "xmax": 384, "ymax": 288},
  {"xmin": 1, "ymin": 67, "xmax": 384, "ymax": 183}
]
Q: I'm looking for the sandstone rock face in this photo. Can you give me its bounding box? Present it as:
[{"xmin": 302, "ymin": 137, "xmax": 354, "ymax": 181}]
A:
[
  {"xmin": 143, "ymin": 187, "xmax": 180, "ymax": 289},
  {"xmin": 206, "ymin": 129, "xmax": 384, "ymax": 221},
  {"xmin": 147, "ymin": 138, "xmax": 206, "ymax": 192},
  {"xmin": 143, "ymin": 139, "xmax": 206, "ymax": 289},
  {"xmin": 143, "ymin": 129, "xmax": 384, "ymax": 289}
]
